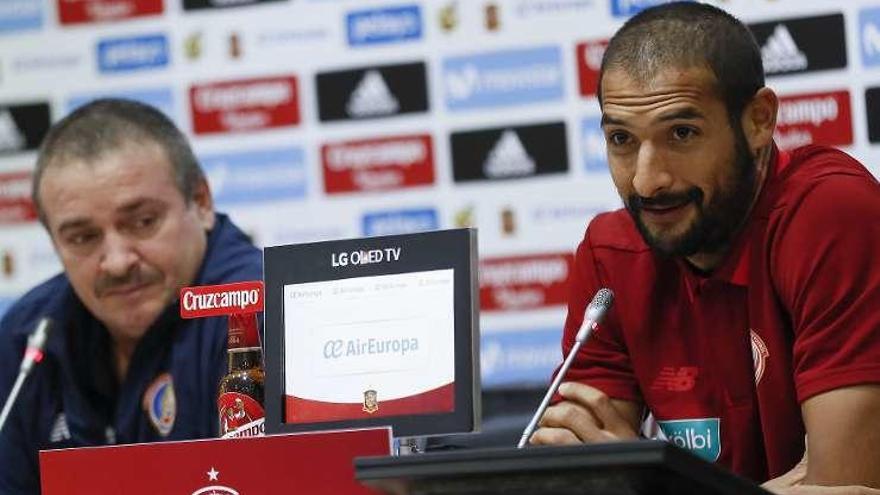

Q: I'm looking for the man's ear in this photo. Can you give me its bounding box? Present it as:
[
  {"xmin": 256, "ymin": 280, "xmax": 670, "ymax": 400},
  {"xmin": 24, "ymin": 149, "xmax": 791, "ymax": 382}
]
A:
[
  {"xmin": 191, "ymin": 177, "xmax": 216, "ymax": 231},
  {"xmin": 741, "ymin": 87, "xmax": 779, "ymax": 156}
]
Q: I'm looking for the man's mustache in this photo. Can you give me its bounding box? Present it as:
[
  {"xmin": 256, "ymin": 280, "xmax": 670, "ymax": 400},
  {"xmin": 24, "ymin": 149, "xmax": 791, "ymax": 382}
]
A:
[
  {"xmin": 95, "ymin": 268, "xmax": 161, "ymax": 297},
  {"xmin": 628, "ymin": 187, "xmax": 703, "ymax": 211}
]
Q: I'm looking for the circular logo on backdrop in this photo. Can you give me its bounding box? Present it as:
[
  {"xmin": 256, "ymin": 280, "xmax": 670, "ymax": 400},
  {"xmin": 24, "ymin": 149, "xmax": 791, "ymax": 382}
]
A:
[
  {"xmin": 750, "ymin": 330, "xmax": 770, "ymax": 386},
  {"xmin": 142, "ymin": 373, "xmax": 176, "ymax": 437}
]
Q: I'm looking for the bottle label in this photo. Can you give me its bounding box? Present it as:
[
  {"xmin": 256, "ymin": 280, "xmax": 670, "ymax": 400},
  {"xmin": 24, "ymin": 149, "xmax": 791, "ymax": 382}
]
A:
[{"xmin": 218, "ymin": 392, "xmax": 265, "ymax": 438}]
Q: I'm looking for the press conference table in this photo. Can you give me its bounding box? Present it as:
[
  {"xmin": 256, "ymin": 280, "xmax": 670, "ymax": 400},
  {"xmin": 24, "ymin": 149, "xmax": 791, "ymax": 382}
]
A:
[{"xmin": 355, "ymin": 440, "xmax": 772, "ymax": 495}]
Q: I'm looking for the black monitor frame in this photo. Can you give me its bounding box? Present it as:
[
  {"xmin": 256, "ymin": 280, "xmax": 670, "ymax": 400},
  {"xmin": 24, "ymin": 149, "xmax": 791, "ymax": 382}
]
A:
[{"xmin": 263, "ymin": 228, "xmax": 480, "ymax": 438}]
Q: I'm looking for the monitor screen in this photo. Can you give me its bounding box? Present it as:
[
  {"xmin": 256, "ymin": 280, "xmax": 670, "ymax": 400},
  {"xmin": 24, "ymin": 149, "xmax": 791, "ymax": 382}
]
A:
[{"xmin": 283, "ymin": 269, "xmax": 455, "ymax": 423}]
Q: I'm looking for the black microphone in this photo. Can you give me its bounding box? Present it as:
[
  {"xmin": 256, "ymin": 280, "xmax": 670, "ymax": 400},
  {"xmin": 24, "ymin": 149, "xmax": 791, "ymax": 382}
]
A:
[
  {"xmin": 0, "ymin": 317, "xmax": 53, "ymax": 435},
  {"xmin": 517, "ymin": 288, "xmax": 614, "ymax": 448}
]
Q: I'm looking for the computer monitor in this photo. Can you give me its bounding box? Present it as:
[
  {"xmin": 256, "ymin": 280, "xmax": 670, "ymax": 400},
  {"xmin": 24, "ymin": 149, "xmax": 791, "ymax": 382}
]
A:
[{"xmin": 263, "ymin": 228, "xmax": 480, "ymax": 438}]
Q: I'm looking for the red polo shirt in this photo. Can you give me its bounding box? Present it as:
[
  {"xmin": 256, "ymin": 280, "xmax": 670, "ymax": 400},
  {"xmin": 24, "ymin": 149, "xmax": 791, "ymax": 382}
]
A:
[{"xmin": 563, "ymin": 145, "xmax": 880, "ymax": 482}]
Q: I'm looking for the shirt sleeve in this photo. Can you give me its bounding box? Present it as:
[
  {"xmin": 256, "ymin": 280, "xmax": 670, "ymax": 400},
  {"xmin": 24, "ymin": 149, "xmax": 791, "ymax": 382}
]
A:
[
  {"xmin": 561, "ymin": 226, "xmax": 642, "ymax": 403},
  {"xmin": 773, "ymin": 172, "xmax": 880, "ymax": 403}
]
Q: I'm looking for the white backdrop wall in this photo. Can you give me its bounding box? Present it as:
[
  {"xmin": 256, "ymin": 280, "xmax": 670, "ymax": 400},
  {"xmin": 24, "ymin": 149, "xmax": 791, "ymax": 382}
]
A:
[{"xmin": 0, "ymin": 0, "xmax": 878, "ymax": 389}]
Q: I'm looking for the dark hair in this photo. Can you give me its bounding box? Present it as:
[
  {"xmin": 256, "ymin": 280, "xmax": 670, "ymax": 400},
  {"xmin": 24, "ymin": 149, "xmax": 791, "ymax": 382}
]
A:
[
  {"xmin": 599, "ymin": 1, "xmax": 764, "ymax": 124},
  {"xmin": 32, "ymin": 98, "xmax": 205, "ymax": 223}
]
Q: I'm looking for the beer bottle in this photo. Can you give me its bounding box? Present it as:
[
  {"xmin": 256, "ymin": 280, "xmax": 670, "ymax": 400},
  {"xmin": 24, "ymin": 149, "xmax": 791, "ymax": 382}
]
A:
[{"xmin": 217, "ymin": 312, "xmax": 265, "ymax": 438}]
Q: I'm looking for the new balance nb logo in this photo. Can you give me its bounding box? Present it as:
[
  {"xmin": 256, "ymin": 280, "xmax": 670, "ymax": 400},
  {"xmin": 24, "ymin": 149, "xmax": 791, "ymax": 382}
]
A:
[
  {"xmin": 762, "ymin": 24, "xmax": 808, "ymax": 73},
  {"xmin": 651, "ymin": 366, "xmax": 698, "ymax": 392}
]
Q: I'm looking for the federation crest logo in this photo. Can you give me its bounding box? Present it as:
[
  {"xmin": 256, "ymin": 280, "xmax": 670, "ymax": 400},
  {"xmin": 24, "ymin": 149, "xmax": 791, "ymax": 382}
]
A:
[
  {"xmin": 363, "ymin": 389, "xmax": 379, "ymax": 414},
  {"xmin": 142, "ymin": 373, "xmax": 176, "ymax": 437},
  {"xmin": 750, "ymin": 330, "xmax": 770, "ymax": 385},
  {"xmin": 192, "ymin": 467, "xmax": 239, "ymax": 495}
]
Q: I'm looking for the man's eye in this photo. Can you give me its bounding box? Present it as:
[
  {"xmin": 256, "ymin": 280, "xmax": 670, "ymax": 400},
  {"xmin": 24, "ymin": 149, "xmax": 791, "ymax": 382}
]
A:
[
  {"xmin": 134, "ymin": 215, "xmax": 156, "ymax": 230},
  {"xmin": 67, "ymin": 232, "xmax": 98, "ymax": 246},
  {"xmin": 607, "ymin": 132, "xmax": 630, "ymax": 146},
  {"xmin": 672, "ymin": 126, "xmax": 697, "ymax": 141}
]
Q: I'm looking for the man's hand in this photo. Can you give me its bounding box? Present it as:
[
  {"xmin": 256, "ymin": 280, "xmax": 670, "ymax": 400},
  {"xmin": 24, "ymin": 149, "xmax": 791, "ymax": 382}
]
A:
[
  {"xmin": 529, "ymin": 382, "xmax": 641, "ymax": 445},
  {"xmin": 762, "ymin": 448, "xmax": 880, "ymax": 495}
]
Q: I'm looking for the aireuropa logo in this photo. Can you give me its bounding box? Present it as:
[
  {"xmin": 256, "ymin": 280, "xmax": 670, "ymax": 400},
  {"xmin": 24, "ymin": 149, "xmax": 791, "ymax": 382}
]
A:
[
  {"xmin": 860, "ymin": 7, "xmax": 880, "ymax": 67},
  {"xmin": 774, "ymin": 90, "xmax": 852, "ymax": 150},
  {"xmin": 201, "ymin": 147, "xmax": 307, "ymax": 206},
  {"xmin": 256, "ymin": 27, "xmax": 330, "ymax": 50},
  {"xmin": 576, "ymin": 39, "xmax": 608, "ymax": 98},
  {"xmin": 322, "ymin": 134, "xmax": 434, "ymax": 193},
  {"xmin": 610, "ymin": 0, "xmax": 685, "ymax": 18},
  {"xmin": 865, "ymin": 87, "xmax": 880, "ymax": 143},
  {"xmin": 443, "ymin": 45, "xmax": 563, "ymax": 111},
  {"xmin": 362, "ymin": 208, "xmax": 438, "ymax": 236},
  {"xmin": 58, "ymin": 0, "xmax": 163, "ymax": 25},
  {"xmin": 581, "ymin": 116, "xmax": 607, "ymax": 173},
  {"xmin": 515, "ymin": 0, "xmax": 595, "ymax": 18},
  {"xmin": 347, "ymin": 4, "xmax": 422, "ymax": 47},
  {"xmin": 479, "ymin": 253, "xmax": 574, "ymax": 311},
  {"xmin": 0, "ymin": 0, "xmax": 43, "ymax": 33},
  {"xmin": 12, "ymin": 53, "xmax": 82, "ymax": 75},
  {"xmin": 0, "ymin": 102, "xmax": 50, "ymax": 156},
  {"xmin": 97, "ymin": 33, "xmax": 169, "ymax": 73},
  {"xmin": 749, "ymin": 13, "xmax": 846, "ymax": 77},
  {"xmin": 190, "ymin": 75, "xmax": 300, "ymax": 134},
  {"xmin": 657, "ymin": 418, "xmax": 721, "ymax": 463},
  {"xmin": 67, "ymin": 87, "xmax": 176, "ymax": 123},
  {"xmin": 481, "ymin": 328, "xmax": 561, "ymax": 389},
  {"xmin": 316, "ymin": 62, "xmax": 428, "ymax": 122},
  {"xmin": 450, "ymin": 122, "xmax": 568, "ymax": 182},
  {"xmin": 530, "ymin": 202, "xmax": 609, "ymax": 229}
]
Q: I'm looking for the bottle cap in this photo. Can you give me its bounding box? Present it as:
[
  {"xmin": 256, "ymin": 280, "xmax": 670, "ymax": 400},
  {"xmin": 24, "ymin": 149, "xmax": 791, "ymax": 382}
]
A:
[{"xmin": 227, "ymin": 313, "xmax": 260, "ymax": 349}]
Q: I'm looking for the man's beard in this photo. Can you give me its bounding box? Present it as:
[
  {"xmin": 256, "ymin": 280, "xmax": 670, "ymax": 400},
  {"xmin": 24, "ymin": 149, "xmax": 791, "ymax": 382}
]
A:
[{"xmin": 625, "ymin": 128, "xmax": 758, "ymax": 258}]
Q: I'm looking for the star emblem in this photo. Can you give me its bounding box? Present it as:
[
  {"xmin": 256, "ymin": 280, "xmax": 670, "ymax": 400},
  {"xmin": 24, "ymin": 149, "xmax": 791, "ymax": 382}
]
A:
[{"xmin": 207, "ymin": 467, "xmax": 219, "ymax": 481}]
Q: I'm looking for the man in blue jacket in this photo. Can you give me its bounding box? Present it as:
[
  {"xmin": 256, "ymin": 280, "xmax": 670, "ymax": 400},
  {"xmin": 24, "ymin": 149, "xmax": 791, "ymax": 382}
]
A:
[{"xmin": 0, "ymin": 99, "xmax": 263, "ymax": 493}]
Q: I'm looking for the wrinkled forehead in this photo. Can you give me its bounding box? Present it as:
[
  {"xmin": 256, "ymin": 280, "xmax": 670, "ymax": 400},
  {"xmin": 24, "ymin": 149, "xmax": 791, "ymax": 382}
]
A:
[
  {"xmin": 38, "ymin": 141, "xmax": 178, "ymax": 217},
  {"xmin": 600, "ymin": 65, "xmax": 724, "ymax": 111}
]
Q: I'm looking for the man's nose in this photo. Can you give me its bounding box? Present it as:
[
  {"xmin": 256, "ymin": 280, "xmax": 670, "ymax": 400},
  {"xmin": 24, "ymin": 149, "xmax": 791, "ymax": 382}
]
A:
[
  {"xmin": 98, "ymin": 232, "xmax": 138, "ymax": 277},
  {"xmin": 631, "ymin": 142, "xmax": 674, "ymax": 198}
]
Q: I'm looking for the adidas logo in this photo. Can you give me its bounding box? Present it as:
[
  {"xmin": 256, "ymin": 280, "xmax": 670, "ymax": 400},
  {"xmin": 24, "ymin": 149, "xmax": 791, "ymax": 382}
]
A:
[
  {"xmin": 761, "ymin": 24, "xmax": 808, "ymax": 73},
  {"xmin": 346, "ymin": 70, "xmax": 400, "ymax": 117},
  {"xmin": 49, "ymin": 413, "xmax": 71, "ymax": 443},
  {"xmin": 0, "ymin": 111, "xmax": 25, "ymax": 153},
  {"xmin": 864, "ymin": 22, "xmax": 880, "ymax": 57},
  {"xmin": 483, "ymin": 130, "xmax": 536, "ymax": 179}
]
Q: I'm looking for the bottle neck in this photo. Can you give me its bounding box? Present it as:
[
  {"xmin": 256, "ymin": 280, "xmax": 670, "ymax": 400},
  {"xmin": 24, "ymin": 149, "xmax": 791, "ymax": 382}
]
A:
[{"xmin": 228, "ymin": 347, "xmax": 262, "ymax": 372}]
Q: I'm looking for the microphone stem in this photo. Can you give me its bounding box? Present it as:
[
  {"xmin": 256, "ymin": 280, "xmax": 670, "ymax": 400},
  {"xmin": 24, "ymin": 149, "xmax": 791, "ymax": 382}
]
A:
[
  {"xmin": 517, "ymin": 339, "xmax": 584, "ymax": 448},
  {"xmin": 0, "ymin": 370, "xmax": 28, "ymax": 436}
]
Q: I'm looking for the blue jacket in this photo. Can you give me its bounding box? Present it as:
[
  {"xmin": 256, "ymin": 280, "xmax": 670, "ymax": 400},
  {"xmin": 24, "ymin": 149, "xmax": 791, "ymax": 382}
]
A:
[{"xmin": 0, "ymin": 213, "xmax": 262, "ymax": 493}]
